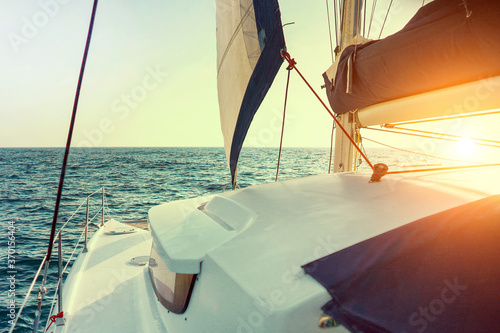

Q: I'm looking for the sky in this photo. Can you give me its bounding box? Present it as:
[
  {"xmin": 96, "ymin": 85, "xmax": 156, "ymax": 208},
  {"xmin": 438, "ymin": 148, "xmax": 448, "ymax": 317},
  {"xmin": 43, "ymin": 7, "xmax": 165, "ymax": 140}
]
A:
[{"xmin": 1, "ymin": 0, "xmax": 497, "ymax": 155}]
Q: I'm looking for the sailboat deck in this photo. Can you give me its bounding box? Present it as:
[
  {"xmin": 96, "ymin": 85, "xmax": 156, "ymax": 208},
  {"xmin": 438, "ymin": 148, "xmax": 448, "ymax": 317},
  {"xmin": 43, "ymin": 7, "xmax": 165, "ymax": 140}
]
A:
[
  {"xmin": 47, "ymin": 220, "xmax": 161, "ymax": 333},
  {"xmin": 49, "ymin": 166, "xmax": 500, "ymax": 332}
]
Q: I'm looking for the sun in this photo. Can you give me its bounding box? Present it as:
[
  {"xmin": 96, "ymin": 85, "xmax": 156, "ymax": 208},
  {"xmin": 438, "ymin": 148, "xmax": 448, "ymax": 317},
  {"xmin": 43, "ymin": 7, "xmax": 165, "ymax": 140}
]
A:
[{"xmin": 455, "ymin": 138, "xmax": 475, "ymax": 156}]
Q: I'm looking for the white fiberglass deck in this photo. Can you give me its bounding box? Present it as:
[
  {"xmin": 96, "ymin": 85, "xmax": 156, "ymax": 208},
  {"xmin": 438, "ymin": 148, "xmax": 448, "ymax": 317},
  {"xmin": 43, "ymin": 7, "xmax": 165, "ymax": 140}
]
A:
[
  {"xmin": 49, "ymin": 166, "xmax": 500, "ymax": 333},
  {"xmin": 46, "ymin": 220, "xmax": 159, "ymax": 332}
]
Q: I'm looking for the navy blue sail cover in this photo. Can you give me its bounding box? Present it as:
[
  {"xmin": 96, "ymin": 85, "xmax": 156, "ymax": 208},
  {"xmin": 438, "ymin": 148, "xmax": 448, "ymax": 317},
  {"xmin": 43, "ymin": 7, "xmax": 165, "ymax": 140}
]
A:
[
  {"xmin": 229, "ymin": 0, "xmax": 285, "ymax": 185},
  {"xmin": 303, "ymin": 195, "xmax": 500, "ymax": 333},
  {"xmin": 324, "ymin": 0, "xmax": 500, "ymax": 115}
]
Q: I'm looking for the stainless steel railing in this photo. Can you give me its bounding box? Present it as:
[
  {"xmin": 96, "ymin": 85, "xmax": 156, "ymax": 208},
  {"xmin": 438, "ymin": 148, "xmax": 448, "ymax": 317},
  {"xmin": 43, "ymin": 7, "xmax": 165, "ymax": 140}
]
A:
[{"xmin": 8, "ymin": 187, "xmax": 109, "ymax": 333}]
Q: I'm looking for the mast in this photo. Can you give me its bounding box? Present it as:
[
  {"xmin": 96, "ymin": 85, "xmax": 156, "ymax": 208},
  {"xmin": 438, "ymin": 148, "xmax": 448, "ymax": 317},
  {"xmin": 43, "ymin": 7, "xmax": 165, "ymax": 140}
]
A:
[{"xmin": 333, "ymin": 0, "xmax": 363, "ymax": 172}]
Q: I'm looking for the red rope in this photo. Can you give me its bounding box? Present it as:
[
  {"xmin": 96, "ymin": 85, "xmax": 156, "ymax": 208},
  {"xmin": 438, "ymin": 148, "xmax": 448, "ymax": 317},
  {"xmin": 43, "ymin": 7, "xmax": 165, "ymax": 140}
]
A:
[
  {"xmin": 281, "ymin": 51, "xmax": 374, "ymax": 170},
  {"xmin": 45, "ymin": 311, "xmax": 64, "ymax": 332}
]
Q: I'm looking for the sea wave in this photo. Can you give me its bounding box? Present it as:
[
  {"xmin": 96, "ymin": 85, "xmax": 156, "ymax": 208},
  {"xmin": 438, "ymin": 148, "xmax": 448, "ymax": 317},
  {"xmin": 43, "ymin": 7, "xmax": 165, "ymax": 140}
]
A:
[{"xmin": 0, "ymin": 146, "xmax": 445, "ymax": 332}]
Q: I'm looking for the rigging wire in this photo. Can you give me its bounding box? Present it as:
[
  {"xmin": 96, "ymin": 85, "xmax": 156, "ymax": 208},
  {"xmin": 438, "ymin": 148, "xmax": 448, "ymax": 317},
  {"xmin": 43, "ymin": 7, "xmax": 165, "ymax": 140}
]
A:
[
  {"xmin": 47, "ymin": 227, "xmax": 87, "ymax": 322},
  {"xmin": 46, "ymin": 0, "xmax": 99, "ymax": 263},
  {"xmin": 359, "ymin": 134, "xmax": 369, "ymax": 167},
  {"xmin": 356, "ymin": 0, "xmax": 363, "ymax": 37},
  {"xmin": 354, "ymin": 128, "xmax": 361, "ymax": 170},
  {"xmin": 276, "ymin": 68, "xmax": 292, "ymax": 182},
  {"xmin": 325, "ymin": 0, "xmax": 336, "ymax": 63},
  {"xmin": 378, "ymin": 0, "xmax": 393, "ymax": 39},
  {"xmin": 387, "ymin": 163, "xmax": 500, "ymax": 175},
  {"xmin": 31, "ymin": 1, "xmax": 99, "ymax": 332},
  {"xmin": 383, "ymin": 125, "xmax": 500, "ymax": 147},
  {"xmin": 365, "ymin": 127, "xmax": 500, "ymax": 149},
  {"xmin": 363, "ymin": 0, "xmax": 367, "ymax": 37},
  {"xmin": 353, "ymin": 0, "xmax": 364, "ymax": 57},
  {"xmin": 333, "ymin": 0, "xmax": 340, "ymax": 50},
  {"xmin": 339, "ymin": 0, "xmax": 345, "ymax": 44},
  {"xmin": 8, "ymin": 188, "xmax": 105, "ymax": 333},
  {"xmin": 281, "ymin": 51, "xmax": 374, "ymax": 170},
  {"xmin": 7, "ymin": 258, "xmax": 46, "ymax": 333},
  {"xmin": 363, "ymin": 137, "xmax": 478, "ymax": 165},
  {"xmin": 367, "ymin": 0, "xmax": 378, "ymax": 38},
  {"xmin": 384, "ymin": 110, "xmax": 500, "ymax": 126},
  {"xmin": 328, "ymin": 118, "xmax": 335, "ymax": 173},
  {"xmin": 326, "ymin": 0, "xmax": 340, "ymax": 171}
]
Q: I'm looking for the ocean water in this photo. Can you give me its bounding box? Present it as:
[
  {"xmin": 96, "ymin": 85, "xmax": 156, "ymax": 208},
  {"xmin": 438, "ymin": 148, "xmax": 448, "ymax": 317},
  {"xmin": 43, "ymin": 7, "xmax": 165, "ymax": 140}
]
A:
[{"xmin": 0, "ymin": 146, "xmax": 441, "ymax": 332}]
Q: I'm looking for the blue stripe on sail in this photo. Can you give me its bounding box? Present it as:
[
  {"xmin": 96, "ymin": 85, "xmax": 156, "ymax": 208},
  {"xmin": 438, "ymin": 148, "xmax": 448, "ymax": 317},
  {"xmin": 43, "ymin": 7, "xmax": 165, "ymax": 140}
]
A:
[{"xmin": 229, "ymin": 0, "xmax": 285, "ymax": 185}]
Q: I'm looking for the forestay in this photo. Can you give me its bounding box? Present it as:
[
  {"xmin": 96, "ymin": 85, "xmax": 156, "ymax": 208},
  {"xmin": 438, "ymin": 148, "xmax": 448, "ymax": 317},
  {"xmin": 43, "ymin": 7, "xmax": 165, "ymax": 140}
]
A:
[{"xmin": 216, "ymin": 0, "xmax": 285, "ymax": 186}]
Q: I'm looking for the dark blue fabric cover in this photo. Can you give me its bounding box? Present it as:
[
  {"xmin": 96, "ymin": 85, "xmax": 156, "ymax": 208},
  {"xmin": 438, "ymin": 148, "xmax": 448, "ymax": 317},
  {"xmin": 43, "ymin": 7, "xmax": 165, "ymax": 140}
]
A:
[
  {"xmin": 324, "ymin": 0, "xmax": 500, "ymax": 115},
  {"xmin": 303, "ymin": 195, "xmax": 500, "ymax": 333},
  {"xmin": 229, "ymin": 0, "xmax": 285, "ymax": 186}
]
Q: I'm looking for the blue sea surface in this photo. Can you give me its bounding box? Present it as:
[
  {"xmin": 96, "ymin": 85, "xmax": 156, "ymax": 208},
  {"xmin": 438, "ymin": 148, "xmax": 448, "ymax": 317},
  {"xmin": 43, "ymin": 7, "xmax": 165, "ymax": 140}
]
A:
[
  {"xmin": 0, "ymin": 146, "xmax": 440, "ymax": 332},
  {"xmin": 0, "ymin": 147, "xmax": 339, "ymax": 332}
]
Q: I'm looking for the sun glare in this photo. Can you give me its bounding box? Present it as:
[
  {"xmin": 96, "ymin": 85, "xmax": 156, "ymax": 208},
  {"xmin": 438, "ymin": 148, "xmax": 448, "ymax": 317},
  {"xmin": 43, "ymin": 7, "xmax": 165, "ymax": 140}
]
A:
[{"xmin": 455, "ymin": 138, "xmax": 475, "ymax": 156}]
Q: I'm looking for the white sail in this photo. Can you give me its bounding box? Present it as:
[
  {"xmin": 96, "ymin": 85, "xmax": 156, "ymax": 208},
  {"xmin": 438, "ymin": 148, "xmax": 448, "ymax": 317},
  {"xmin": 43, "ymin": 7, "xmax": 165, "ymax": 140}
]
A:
[
  {"xmin": 216, "ymin": 0, "xmax": 260, "ymax": 168},
  {"xmin": 216, "ymin": 0, "xmax": 285, "ymax": 185}
]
